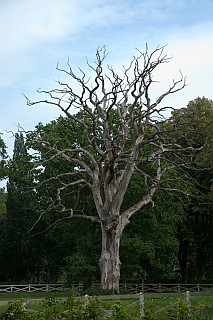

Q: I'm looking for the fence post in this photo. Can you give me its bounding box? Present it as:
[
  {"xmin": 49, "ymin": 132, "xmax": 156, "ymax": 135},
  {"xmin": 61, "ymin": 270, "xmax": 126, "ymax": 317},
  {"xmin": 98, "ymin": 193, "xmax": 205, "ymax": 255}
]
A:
[
  {"xmin": 177, "ymin": 283, "xmax": 180, "ymax": 292},
  {"xmin": 186, "ymin": 290, "xmax": 191, "ymax": 318},
  {"xmin": 139, "ymin": 292, "xmax": 145, "ymax": 317},
  {"xmin": 46, "ymin": 284, "xmax": 49, "ymax": 292},
  {"xmin": 29, "ymin": 284, "xmax": 31, "ymax": 292},
  {"xmin": 159, "ymin": 283, "xmax": 161, "ymax": 293},
  {"xmin": 11, "ymin": 284, "xmax": 13, "ymax": 292},
  {"xmin": 197, "ymin": 283, "xmax": 200, "ymax": 293},
  {"xmin": 186, "ymin": 291, "xmax": 191, "ymax": 307}
]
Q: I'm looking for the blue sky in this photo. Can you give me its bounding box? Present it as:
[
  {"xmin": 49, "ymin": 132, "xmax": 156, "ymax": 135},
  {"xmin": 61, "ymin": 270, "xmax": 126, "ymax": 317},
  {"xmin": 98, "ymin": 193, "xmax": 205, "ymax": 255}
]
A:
[{"xmin": 1, "ymin": 0, "xmax": 213, "ymax": 154}]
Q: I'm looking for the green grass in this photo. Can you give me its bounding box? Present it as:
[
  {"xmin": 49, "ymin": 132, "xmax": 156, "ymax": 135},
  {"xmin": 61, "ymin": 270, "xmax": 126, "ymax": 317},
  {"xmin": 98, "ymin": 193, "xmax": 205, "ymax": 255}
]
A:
[{"xmin": 0, "ymin": 291, "xmax": 72, "ymax": 301}]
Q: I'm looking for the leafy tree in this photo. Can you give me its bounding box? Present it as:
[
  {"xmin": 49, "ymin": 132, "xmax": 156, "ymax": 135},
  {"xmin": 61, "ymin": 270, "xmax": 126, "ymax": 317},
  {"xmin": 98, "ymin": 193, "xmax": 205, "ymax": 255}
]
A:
[
  {"xmin": 120, "ymin": 189, "xmax": 184, "ymax": 283},
  {"xmin": 62, "ymin": 222, "xmax": 101, "ymax": 289},
  {"xmin": 0, "ymin": 188, "xmax": 6, "ymax": 216},
  {"xmin": 27, "ymin": 117, "xmax": 101, "ymax": 285},
  {"xmin": 26, "ymin": 46, "xmax": 199, "ymax": 292},
  {"xmin": 170, "ymin": 97, "xmax": 213, "ymax": 283},
  {"xmin": 1, "ymin": 132, "xmax": 78, "ymax": 283},
  {"xmin": 0, "ymin": 133, "xmax": 35, "ymax": 281},
  {"xmin": 0, "ymin": 134, "xmax": 7, "ymax": 180},
  {"xmin": 0, "ymin": 132, "xmax": 58, "ymax": 282}
]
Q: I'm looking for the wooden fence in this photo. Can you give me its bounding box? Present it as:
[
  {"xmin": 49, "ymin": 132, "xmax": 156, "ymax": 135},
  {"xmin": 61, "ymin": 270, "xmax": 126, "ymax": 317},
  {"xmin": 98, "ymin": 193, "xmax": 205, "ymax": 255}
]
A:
[
  {"xmin": 118, "ymin": 283, "xmax": 213, "ymax": 293},
  {"xmin": 0, "ymin": 283, "xmax": 212, "ymax": 293},
  {"xmin": 0, "ymin": 284, "xmax": 65, "ymax": 293}
]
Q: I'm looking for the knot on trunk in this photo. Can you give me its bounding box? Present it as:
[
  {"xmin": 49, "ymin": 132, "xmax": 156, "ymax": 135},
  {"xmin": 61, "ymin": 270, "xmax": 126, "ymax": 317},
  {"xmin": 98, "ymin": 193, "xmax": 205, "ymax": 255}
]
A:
[{"xmin": 102, "ymin": 213, "xmax": 119, "ymax": 231}]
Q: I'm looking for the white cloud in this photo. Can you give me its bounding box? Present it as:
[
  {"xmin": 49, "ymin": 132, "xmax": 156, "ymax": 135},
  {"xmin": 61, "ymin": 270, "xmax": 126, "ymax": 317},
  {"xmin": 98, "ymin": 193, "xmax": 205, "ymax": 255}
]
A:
[
  {"xmin": 0, "ymin": 0, "xmax": 71, "ymax": 58},
  {"xmin": 0, "ymin": 0, "xmax": 213, "ymax": 138},
  {"xmin": 151, "ymin": 22, "xmax": 213, "ymax": 107},
  {"xmin": 0, "ymin": 0, "xmax": 187, "ymax": 64}
]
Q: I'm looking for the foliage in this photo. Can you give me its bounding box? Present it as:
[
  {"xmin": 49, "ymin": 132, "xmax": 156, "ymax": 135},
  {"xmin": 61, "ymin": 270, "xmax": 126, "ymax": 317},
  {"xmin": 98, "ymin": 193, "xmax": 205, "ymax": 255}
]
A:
[
  {"xmin": 0, "ymin": 134, "xmax": 7, "ymax": 180},
  {"xmin": 63, "ymin": 253, "xmax": 99, "ymax": 288},
  {"xmin": 0, "ymin": 188, "xmax": 6, "ymax": 216},
  {"xmin": 166, "ymin": 299, "xmax": 213, "ymax": 320},
  {"xmin": 0, "ymin": 133, "xmax": 37, "ymax": 281},
  {"xmin": 120, "ymin": 189, "xmax": 184, "ymax": 283},
  {"xmin": 0, "ymin": 295, "xmax": 212, "ymax": 320},
  {"xmin": 0, "ymin": 299, "xmax": 32, "ymax": 320},
  {"xmin": 170, "ymin": 97, "xmax": 213, "ymax": 283},
  {"xmin": 110, "ymin": 301, "xmax": 140, "ymax": 319}
]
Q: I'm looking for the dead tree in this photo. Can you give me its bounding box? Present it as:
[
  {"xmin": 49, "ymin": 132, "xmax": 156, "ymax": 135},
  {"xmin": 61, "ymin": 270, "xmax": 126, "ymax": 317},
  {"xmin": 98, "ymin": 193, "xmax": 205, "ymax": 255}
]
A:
[{"xmin": 26, "ymin": 45, "xmax": 192, "ymax": 292}]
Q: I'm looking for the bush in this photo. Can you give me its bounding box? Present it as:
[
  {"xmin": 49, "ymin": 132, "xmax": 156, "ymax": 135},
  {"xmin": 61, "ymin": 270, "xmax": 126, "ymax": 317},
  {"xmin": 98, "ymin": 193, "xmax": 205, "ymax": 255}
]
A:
[
  {"xmin": 0, "ymin": 294, "xmax": 212, "ymax": 319},
  {"xmin": 0, "ymin": 300, "xmax": 34, "ymax": 320}
]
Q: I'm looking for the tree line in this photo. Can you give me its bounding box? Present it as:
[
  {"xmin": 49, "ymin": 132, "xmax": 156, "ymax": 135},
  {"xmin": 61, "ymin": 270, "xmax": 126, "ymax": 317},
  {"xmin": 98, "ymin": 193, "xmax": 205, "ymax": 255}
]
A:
[{"xmin": 0, "ymin": 47, "xmax": 212, "ymax": 291}]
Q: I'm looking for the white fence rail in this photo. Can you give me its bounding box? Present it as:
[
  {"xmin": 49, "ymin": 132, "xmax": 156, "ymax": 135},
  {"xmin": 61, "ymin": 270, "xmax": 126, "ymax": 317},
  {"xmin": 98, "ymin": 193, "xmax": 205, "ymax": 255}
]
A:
[
  {"xmin": 0, "ymin": 283, "xmax": 212, "ymax": 293},
  {"xmin": 91, "ymin": 282, "xmax": 213, "ymax": 293},
  {"xmin": 118, "ymin": 283, "xmax": 213, "ymax": 293},
  {"xmin": 0, "ymin": 284, "xmax": 64, "ymax": 293}
]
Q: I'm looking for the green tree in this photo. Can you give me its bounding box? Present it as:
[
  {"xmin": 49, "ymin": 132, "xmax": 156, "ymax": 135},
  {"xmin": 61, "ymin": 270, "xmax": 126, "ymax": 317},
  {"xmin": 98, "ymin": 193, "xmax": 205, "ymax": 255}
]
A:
[
  {"xmin": 170, "ymin": 97, "xmax": 213, "ymax": 283},
  {"xmin": 0, "ymin": 133, "xmax": 35, "ymax": 281},
  {"xmin": 120, "ymin": 189, "xmax": 184, "ymax": 283},
  {"xmin": 27, "ymin": 117, "xmax": 101, "ymax": 285},
  {"xmin": 0, "ymin": 134, "xmax": 7, "ymax": 180},
  {"xmin": 2, "ymin": 132, "xmax": 76, "ymax": 283},
  {"xmin": 0, "ymin": 188, "xmax": 6, "ymax": 216},
  {"xmin": 26, "ymin": 46, "xmax": 200, "ymax": 292}
]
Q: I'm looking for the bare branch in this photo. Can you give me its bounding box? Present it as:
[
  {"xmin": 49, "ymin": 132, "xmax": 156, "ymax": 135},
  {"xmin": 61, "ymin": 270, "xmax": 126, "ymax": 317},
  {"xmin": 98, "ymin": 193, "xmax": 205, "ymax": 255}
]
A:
[{"xmin": 26, "ymin": 45, "xmax": 199, "ymax": 240}]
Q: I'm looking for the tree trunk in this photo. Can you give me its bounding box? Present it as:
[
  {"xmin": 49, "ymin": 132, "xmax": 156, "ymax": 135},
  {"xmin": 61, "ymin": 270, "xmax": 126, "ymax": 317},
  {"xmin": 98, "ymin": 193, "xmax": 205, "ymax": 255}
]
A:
[{"xmin": 99, "ymin": 220, "xmax": 122, "ymax": 293}]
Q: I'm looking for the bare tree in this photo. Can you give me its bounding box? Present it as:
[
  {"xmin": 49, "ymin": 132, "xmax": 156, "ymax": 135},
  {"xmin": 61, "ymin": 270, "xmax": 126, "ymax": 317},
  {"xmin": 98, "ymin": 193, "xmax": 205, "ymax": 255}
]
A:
[{"xmin": 26, "ymin": 45, "xmax": 191, "ymax": 292}]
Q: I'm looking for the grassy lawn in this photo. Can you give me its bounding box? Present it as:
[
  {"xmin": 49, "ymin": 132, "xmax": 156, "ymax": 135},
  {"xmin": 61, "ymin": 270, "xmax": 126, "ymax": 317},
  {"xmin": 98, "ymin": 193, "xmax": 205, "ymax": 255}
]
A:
[{"xmin": 0, "ymin": 291, "xmax": 73, "ymax": 301}]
